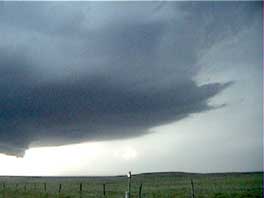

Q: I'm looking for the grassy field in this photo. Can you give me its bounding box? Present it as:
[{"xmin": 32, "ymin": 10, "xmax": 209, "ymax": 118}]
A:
[{"xmin": 0, "ymin": 172, "xmax": 262, "ymax": 198}]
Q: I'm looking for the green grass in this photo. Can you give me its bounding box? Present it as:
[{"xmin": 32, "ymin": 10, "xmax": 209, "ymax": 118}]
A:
[{"xmin": 0, "ymin": 172, "xmax": 262, "ymax": 198}]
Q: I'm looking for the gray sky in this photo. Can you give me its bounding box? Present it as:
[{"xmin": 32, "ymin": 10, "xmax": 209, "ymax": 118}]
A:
[{"xmin": 0, "ymin": 1, "xmax": 262, "ymax": 176}]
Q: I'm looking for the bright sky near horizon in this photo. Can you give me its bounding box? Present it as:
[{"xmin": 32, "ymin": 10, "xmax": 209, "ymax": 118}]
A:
[{"xmin": 0, "ymin": 1, "xmax": 262, "ymax": 176}]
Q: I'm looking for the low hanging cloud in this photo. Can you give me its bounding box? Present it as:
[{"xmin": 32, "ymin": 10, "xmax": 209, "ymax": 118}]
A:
[{"xmin": 0, "ymin": 2, "xmax": 260, "ymax": 156}]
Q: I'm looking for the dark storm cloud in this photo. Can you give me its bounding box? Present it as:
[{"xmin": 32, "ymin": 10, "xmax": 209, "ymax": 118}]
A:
[{"xmin": 0, "ymin": 2, "xmax": 260, "ymax": 156}]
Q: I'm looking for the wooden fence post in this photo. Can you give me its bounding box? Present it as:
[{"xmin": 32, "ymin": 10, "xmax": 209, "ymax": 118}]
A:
[
  {"xmin": 2, "ymin": 183, "xmax": 5, "ymax": 198},
  {"xmin": 58, "ymin": 184, "xmax": 62, "ymax": 193},
  {"xmin": 80, "ymin": 183, "xmax": 83, "ymax": 192},
  {"xmin": 127, "ymin": 171, "xmax": 132, "ymax": 198},
  {"xmin": 24, "ymin": 184, "xmax": 27, "ymax": 192},
  {"xmin": 79, "ymin": 183, "xmax": 83, "ymax": 198},
  {"xmin": 103, "ymin": 183, "xmax": 106, "ymax": 196},
  {"xmin": 191, "ymin": 179, "xmax": 195, "ymax": 198},
  {"xmin": 139, "ymin": 183, "xmax": 142, "ymax": 198},
  {"xmin": 44, "ymin": 183, "xmax": 47, "ymax": 192}
]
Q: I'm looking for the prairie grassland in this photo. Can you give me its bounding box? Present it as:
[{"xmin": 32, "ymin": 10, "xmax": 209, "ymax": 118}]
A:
[{"xmin": 0, "ymin": 172, "xmax": 262, "ymax": 198}]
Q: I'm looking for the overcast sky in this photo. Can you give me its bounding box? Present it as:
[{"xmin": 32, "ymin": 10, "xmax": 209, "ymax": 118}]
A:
[{"xmin": 0, "ymin": 1, "xmax": 262, "ymax": 176}]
